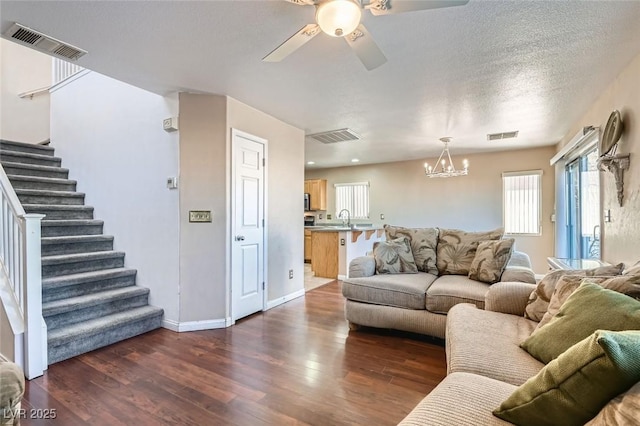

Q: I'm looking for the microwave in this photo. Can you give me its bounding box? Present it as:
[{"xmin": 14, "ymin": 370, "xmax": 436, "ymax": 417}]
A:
[{"xmin": 304, "ymin": 193, "xmax": 311, "ymax": 211}]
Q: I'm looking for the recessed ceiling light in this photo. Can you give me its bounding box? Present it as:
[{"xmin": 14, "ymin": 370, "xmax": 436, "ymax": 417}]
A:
[
  {"xmin": 307, "ymin": 161, "xmax": 315, "ymax": 165},
  {"xmin": 351, "ymin": 158, "xmax": 359, "ymax": 163}
]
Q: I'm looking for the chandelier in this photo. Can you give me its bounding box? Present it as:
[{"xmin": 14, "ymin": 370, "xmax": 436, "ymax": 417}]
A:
[{"xmin": 424, "ymin": 137, "xmax": 469, "ymax": 178}]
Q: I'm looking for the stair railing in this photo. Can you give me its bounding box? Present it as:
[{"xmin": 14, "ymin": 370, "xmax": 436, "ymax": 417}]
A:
[{"xmin": 0, "ymin": 163, "xmax": 46, "ymax": 379}]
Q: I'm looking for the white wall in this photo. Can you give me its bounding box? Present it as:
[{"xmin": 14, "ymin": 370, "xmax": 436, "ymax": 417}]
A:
[
  {"xmin": 50, "ymin": 71, "xmax": 181, "ymax": 323},
  {"xmin": 306, "ymin": 146, "xmax": 556, "ymax": 273},
  {"xmin": 0, "ymin": 39, "xmax": 51, "ymax": 143},
  {"xmin": 557, "ymin": 52, "xmax": 640, "ymax": 267}
]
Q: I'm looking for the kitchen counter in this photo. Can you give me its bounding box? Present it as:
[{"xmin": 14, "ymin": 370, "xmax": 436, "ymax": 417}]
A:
[{"xmin": 307, "ymin": 225, "xmax": 385, "ymax": 279}]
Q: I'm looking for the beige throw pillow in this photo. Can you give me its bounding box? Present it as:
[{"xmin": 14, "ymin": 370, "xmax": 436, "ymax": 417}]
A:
[
  {"xmin": 468, "ymin": 238, "xmax": 515, "ymax": 284},
  {"xmin": 384, "ymin": 225, "xmax": 439, "ymax": 275},
  {"xmin": 436, "ymin": 228, "xmax": 503, "ymax": 276},
  {"xmin": 524, "ymin": 263, "xmax": 625, "ymax": 321},
  {"xmin": 533, "ymin": 274, "xmax": 640, "ymax": 333},
  {"xmin": 373, "ymin": 237, "xmax": 418, "ymax": 275}
]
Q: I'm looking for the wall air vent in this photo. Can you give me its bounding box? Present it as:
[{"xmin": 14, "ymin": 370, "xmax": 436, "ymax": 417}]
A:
[
  {"xmin": 307, "ymin": 128, "xmax": 360, "ymax": 144},
  {"xmin": 3, "ymin": 23, "xmax": 87, "ymax": 61},
  {"xmin": 487, "ymin": 131, "xmax": 519, "ymax": 141}
]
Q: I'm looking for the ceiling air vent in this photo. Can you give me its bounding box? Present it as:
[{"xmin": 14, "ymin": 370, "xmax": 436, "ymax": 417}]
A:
[
  {"xmin": 307, "ymin": 128, "xmax": 360, "ymax": 144},
  {"xmin": 3, "ymin": 23, "xmax": 87, "ymax": 61},
  {"xmin": 487, "ymin": 131, "xmax": 519, "ymax": 141}
]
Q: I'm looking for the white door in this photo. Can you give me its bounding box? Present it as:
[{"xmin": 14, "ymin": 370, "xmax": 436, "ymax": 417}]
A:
[{"xmin": 231, "ymin": 129, "xmax": 266, "ymax": 321}]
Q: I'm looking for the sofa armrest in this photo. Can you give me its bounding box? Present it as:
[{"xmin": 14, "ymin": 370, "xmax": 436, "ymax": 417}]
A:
[
  {"xmin": 348, "ymin": 256, "xmax": 375, "ymax": 278},
  {"xmin": 485, "ymin": 281, "xmax": 536, "ymax": 316},
  {"xmin": 500, "ymin": 251, "xmax": 536, "ymax": 284}
]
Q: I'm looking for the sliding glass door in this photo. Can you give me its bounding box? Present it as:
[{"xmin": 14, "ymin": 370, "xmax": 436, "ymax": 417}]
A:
[{"xmin": 565, "ymin": 148, "xmax": 600, "ymax": 259}]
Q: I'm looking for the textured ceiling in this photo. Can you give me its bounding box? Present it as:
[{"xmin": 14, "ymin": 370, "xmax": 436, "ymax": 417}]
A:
[{"xmin": 2, "ymin": 1, "xmax": 640, "ymax": 169}]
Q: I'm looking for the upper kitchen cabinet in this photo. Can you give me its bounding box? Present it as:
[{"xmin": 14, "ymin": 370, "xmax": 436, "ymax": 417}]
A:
[{"xmin": 305, "ymin": 179, "xmax": 327, "ymax": 211}]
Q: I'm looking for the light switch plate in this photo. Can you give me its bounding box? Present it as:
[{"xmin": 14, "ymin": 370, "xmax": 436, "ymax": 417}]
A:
[{"xmin": 189, "ymin": 210, "xmax": 212, "ymax": 223}]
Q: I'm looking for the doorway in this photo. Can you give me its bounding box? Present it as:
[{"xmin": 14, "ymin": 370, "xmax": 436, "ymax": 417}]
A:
[{"xmin": 230, "ymin": 129, "xmax": 267, "ymax": 321}]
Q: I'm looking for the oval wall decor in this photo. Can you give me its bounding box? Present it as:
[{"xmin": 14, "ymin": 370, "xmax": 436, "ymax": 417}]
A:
[{"xmin": 599, "ymin": 110, "xmax": 623, "ymax": 156}]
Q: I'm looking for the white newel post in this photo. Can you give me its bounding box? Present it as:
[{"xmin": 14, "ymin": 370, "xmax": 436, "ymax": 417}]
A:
[{"xmin": 22, "ymin": 213, "xmax": 46, "ymax": 379}]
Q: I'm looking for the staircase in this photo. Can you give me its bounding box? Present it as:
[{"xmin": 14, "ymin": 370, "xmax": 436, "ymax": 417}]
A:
[{"xmin": 0, "ymin": 140, "xmax": 164, "ymax": 364}]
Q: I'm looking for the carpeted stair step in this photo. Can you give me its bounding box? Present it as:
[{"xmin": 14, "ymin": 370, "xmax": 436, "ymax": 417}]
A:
[
  {"xmin": 0, "ymin": 139, "xmax": 55, "ymax": 156},
  {"xmin": 0, "ymin": 150, "xmax": 62, "ymax": 167},
  {"xmin": 47, "ymin": 305, "xmax": 164, "ymax": 364},
  {"xmin": 43, "ymin": 268, "xmax": 137, "ymax": 302},
  {"xmin": 23, "ymin": 204, "xmax": 94, "ymax": 220},
  {"xmin": 41, "ymin": 219, "xmax": 104, "ymax": 237},
  {"xmin": 0, "ymin": 161, "xmax": 69, "ymax": 179},
  {"xmin": 41, "ymin": 234, "xmax": 114, "ymax": 256},
  {"xmin": 43, "ymin": 286, "xmax": 151, "ymax": 330},
  {"xmin": 16, "ymin": 189, "xmax": 85, "ymax": 206},
  {"xmin": 6, "ymin": 175, "xmax": 77, "ymax": 192},
  {"xmin": 42, "ymin": 251, "xmax": 125, "ymax": 278}
]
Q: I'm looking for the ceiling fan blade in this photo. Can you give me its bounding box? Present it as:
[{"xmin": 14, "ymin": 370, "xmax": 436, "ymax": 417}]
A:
[
  {"xmin": 263, "ymin": 24, "xmax": 321, "ymax": 62},
  {"xmin": 368, "ymin": 0, "xmax": 469, "ymax": 16},
  {"xmin": 344, "ymin": 24, "xmax": 387, "ymax": 71}
]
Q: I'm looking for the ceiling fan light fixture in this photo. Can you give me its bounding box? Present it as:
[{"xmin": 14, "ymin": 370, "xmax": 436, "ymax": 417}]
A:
[{"xmin": 316, "ymin": 0, "xmax": 362, "ymax": 37}]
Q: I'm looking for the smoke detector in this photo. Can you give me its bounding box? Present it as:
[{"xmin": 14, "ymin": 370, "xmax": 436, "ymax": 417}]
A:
[
  {"xmin": 487, "ymin": 131, "xmax": 519, "ymax": 141},
  {"xmin": 307, "ymin": 128, "xmax": 360, "ymax": 144},
  {"xmin": 3, "ymin": 23, "xmax": 87, "ymax": 61}
]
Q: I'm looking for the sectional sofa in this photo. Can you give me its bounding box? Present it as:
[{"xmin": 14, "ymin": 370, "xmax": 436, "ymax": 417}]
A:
[
  {"xmin": 399, "ymin": 279, "xmax": 640, "ymax": 425},
  {"xmin": 342, "ymin": 225, "xmax": 536, "ymax": 339}
]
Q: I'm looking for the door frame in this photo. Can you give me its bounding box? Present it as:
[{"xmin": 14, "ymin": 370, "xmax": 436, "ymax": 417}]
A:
[{"xmin": 228, "ymin": 128, "xmax": 268, "ymax": 324}]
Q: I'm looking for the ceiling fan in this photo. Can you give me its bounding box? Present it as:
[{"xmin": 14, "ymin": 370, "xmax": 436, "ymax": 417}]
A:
[{"xmin": 263, "ymin": 0, "xmax": 469, "ymax": 70}]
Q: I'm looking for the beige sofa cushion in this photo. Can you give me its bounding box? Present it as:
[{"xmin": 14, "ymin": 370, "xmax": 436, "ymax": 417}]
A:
[
  {"xmin": 534, "ymin": 274, "xmax": 640, "ymax": 332},
  {"xmin": 425, "ymin": 275, "xmax": 490, "ymax": 313},
  {"xmin": 524, "ymin": 264, "xmax": 625, "ymax": 321},
  {"xmin": 446, "ymin": 303, "xmax": 544, "ymax": 386},
  {"xmin": 342, "ymin": 272, "xmax": 437, "ymax": 309},
  {"xmin": 398, "ymin": 372, "xmax": 515, "ymax": 426},
  {"xmin": 384, "ymin": 225, "xmax": 439, "ymax": 275},
  {"xmin": 436, "ymin": 228, "xmax": 503, "ymax": 275},
  {"xmin": 373, "ymin": 237, "xmax": 418, "ymax": 274},
  {"xmin": 468, "ymin": 238, "xmax": 515, "ymax": 284}
]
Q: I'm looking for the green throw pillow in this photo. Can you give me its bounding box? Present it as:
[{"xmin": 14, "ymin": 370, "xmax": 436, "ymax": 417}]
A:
[
  {"xmin": 521, "ymin": 281, "xmax": 640, "ymax": 363},
  {"xmin": 494, "ymin": 330, "xmax": 640, "ymax": 426}
]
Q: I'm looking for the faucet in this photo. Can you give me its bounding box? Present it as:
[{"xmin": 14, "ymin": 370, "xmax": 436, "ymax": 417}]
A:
[{"xmin": 338, "ymin": 209, "xmax": 351, "ymax": 227}]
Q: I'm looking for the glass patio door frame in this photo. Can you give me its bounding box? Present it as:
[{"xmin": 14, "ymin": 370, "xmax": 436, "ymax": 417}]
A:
[{"xmin": 565, "ymin": 148, "xmax": 601, "ymax": 259}]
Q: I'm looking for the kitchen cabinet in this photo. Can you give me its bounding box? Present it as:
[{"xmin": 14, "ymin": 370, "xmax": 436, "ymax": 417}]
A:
[
  {"xmin": 304, "ymin": 179, "xmax": 327, "ymax": 211},
  {"xmin": 304, "ymin": 229, "xmax": 312, "ymax": 262},
  {"xmin": 311, "ymin": 231, "xmax": 339, "ymax": 279}
]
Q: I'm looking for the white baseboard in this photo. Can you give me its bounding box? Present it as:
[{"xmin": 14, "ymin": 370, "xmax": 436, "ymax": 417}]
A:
[
  {"xmin": 162, "ymin": 317, "xmax": 232, "ymax": 332},
  {"xmin": 338, "ymin": 274, "xmax": 347, "ymax": 281},
  {"xmin": 265, "ymin": 288, "xmax": 306, "ymax": 310}
]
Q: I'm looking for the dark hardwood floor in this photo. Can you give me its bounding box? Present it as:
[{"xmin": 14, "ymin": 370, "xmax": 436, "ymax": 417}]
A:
[{"xmin": 22, "ymin": 281, "xmax": 446, "ymax": 425}]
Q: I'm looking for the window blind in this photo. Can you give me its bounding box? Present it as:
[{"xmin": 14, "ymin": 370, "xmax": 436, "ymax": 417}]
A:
[
  {"xmin": 335, "ymin": 182, "xmax": 369, "ymax": 219},
  {"xmin": 502, "ymin": 171, "xmax": 542, "ymax": 235}
]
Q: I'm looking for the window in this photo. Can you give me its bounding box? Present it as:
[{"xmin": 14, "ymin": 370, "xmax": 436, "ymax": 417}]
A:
[
  {"xmin": 335, "ymin": 182, "xmax": 369, "ymax": 219},
  {"xmin": 502, "ymin": 170, "xmax": 542, "ymax": 235}
]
